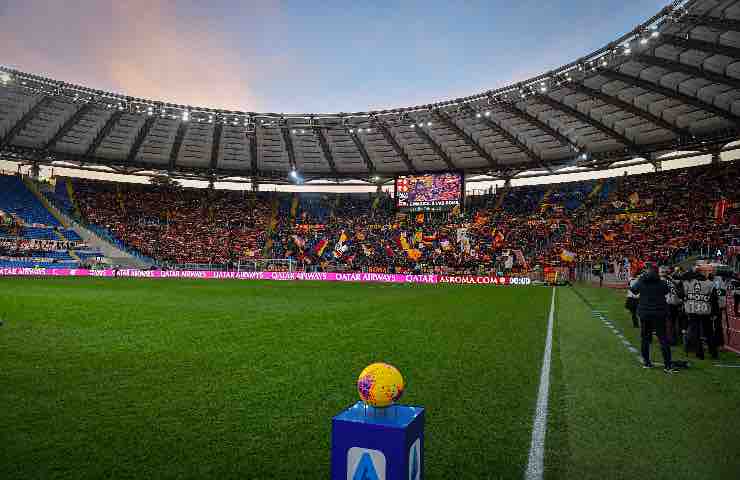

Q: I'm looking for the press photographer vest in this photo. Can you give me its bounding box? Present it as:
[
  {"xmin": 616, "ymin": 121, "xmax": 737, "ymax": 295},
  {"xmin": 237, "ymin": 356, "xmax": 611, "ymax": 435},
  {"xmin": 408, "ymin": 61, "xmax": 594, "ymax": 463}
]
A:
[{"xmin": 683, "ymin": 279, "xmax": 714, "ymax": 315}]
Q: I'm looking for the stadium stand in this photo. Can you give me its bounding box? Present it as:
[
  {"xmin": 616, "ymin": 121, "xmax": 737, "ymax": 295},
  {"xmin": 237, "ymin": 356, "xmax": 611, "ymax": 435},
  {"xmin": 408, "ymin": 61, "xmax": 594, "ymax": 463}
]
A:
[
  {"xmin": 0, "ymin": 175, "xmax": 60, "ymax": 226},
  {"xmin": 45, "ymin": 159, "xmax": 739, "ymax": 275},
  {"xmin": 0, "ymin": 174, "xmax": 103, "ymax": 268}
]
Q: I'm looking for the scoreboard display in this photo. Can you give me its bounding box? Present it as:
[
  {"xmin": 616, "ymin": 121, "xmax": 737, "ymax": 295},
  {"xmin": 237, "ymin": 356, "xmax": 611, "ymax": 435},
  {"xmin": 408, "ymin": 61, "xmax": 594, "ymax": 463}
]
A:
[{"xmin": 395, "ymin": 173, "xmax": 463, "ymax": 209}]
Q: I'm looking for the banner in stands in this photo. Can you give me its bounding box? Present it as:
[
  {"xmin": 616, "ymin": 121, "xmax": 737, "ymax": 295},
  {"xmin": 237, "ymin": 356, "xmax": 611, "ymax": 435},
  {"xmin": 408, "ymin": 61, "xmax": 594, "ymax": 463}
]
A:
[{"xmin": 0, "ymin": 268, "xmax": 532, "ymax": 286}]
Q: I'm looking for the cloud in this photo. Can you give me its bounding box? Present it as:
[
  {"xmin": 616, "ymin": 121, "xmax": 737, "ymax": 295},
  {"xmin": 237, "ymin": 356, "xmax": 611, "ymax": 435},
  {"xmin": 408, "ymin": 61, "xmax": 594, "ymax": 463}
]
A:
[{"xmin": 0, "ymin": 0, "xmax": 262, "ymax": 111}]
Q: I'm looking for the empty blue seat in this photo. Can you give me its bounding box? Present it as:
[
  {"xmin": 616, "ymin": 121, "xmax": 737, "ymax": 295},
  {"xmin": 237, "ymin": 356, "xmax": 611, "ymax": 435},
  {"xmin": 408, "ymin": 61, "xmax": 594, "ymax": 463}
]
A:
[{"xmin": 0, "ymin": 175, "xmax": 60, "ymax": 226}]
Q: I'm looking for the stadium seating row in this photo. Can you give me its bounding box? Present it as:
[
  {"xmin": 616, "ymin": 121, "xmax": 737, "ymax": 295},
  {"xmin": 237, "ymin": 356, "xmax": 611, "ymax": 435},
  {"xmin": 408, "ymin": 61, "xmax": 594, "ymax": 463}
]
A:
[{"xmin": 42, "ymin": 161, "xmax": 739, "ymax": 274}]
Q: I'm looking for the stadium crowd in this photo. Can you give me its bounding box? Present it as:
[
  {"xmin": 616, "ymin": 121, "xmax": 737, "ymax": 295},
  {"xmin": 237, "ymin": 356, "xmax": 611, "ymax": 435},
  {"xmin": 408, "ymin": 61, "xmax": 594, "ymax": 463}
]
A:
[{"xmin": 59, "ymin": 161, "xmax": 740, "ymax": 277}]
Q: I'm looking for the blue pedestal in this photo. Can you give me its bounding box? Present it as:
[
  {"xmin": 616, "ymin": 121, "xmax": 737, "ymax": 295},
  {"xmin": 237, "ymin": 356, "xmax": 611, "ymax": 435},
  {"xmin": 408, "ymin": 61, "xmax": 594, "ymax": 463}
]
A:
[{"xmin": 332, "ymin": 401, "xmax": 424, "ymax": 480}]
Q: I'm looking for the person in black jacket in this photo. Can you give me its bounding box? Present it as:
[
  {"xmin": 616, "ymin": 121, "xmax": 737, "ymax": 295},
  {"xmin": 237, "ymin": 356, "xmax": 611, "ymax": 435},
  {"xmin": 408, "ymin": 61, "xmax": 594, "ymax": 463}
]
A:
[{"xmin": 630, "ymin": 263, "xmax": 676, "ymax": 373}]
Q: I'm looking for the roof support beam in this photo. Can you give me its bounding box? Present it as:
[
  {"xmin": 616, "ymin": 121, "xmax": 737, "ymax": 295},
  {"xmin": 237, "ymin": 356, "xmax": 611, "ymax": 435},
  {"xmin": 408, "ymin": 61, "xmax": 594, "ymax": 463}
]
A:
[
  {"xmin": 85, "ymin": 110, "xmax": 122, "ymax": 159},
  {"xmin": 678, "ymin": 15, "xmax": 740, "ymax": 32},
  {"xmin": 249, "ymin": 130, "xmax": 260, "ymax": 178},
  {"xmin": 434, "ymin": 109, "xmax": 497, "ymax": 168},
  {"xmin": 633, "ymin": 52, "xmax": 740, "ymax": 91},
  {"xmin": 209, "ymin": 121, "xmax": 223, "ymax": 172},
  {"xmin": 168, "ymin": 120, "xmax": 188, "ymax": 171},
  {"xmin": 0, "ymin": 95, "xmax": 49, "ymax": 149},
  {"xmin": 316, "ymin": 127, "xmax": 339, "ymax": 177},
  {"xmin": 568, "ymin": 80, "xmax": 688, "ymax": 137},
  {"xmin": 375, "ymin": 121, "xmax": 417, "ymax": 173},
  {"xmin": 281, "ymin": 127, "xmax": 296, "ymax": 171},
  {"xmin": 661, "ymin": 33, "xmax": 740, "ymax": 60},
  {"xmin": 412, "ymin": 124, "xmax": 457, "ymax": 170},
  {"xmin": 534, "ymin": 93, "xmax": 639, "ymax": 153},
  {"xmin": 348, "ymin": 131, "xmax": 375, "ymax": 174},
  {"xmin": 494, "ymin": 101, "xmax": 575, "ymax": 150},
  {"xmin": 43, "ymin": 102, "xmax": 93, "ymax": 153},
  {"xmin": 599, "ymin": 68, "xmax": 740, "ymax": 125},
  {"xmin": 127, "ymin": 116, "xmax": 156, "ymax": 165},
  {"xmin": 464, "ymin": 105, "xmax": 552, "ymax": 171}
]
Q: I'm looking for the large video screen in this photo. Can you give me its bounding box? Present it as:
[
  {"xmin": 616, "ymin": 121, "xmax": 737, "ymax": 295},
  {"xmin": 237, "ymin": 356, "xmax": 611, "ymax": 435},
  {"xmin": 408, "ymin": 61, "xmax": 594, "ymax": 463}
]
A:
[{"xmin": 395, "ymin": 173, "xmax": 463, "ymax": 209}]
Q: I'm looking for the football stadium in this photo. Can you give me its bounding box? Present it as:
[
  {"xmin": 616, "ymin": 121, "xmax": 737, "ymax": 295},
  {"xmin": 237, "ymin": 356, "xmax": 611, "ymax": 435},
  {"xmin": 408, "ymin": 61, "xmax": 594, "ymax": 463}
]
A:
[{"xmin": 2, "ymin": 0, "xmax": 740, "ymax": 479}]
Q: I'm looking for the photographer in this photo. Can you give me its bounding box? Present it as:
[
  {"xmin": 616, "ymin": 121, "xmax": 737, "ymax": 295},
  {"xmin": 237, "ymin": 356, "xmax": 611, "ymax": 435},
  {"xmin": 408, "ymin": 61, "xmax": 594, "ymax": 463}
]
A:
[
  {"xmin": 630, "ymin": 263, "xmax": 676, "ymax": 373},
  {"xmin": 681, "ymin": 267, "xmax": 720, "ymax": 360},
  {"xmin": 661, "ymin": 267, "xmax": 683, "ymax": 346}
]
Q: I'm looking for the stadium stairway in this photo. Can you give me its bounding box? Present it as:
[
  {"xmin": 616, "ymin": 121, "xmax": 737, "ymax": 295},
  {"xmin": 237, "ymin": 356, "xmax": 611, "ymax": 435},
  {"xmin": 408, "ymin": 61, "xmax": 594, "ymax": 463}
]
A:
[
  {"xmin": 24, "ymin": 178, "xmax": 152, "ymax": 269},
  {"xmin": 65, "ymin": 178, "xmax": 82, "ymax": 219},
  {"xmin": 588, "ymin": 179, "xmax": 604, "ymax": 201},
  {"xmin": 540, "ymin": 186, "xmax": 554, "ymax": 210},
  {"xmin": 19, "ymin": 176, "xmax": 81, "ymax": 263}
]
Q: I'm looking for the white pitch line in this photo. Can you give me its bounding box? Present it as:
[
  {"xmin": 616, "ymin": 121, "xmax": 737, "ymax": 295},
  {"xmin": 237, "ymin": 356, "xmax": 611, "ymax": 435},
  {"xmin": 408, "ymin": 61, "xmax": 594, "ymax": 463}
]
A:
[{"xmin": 525, "ymin": 287, "xmax": 556, "ymax": 480}]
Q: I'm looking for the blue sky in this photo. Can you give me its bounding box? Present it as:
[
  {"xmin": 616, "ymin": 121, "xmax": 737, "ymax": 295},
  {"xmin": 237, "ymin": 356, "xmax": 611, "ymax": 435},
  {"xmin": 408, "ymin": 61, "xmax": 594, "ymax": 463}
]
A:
[{"xmin": 1, "ymin": 0, "xmax": 667, "ymax": 113}]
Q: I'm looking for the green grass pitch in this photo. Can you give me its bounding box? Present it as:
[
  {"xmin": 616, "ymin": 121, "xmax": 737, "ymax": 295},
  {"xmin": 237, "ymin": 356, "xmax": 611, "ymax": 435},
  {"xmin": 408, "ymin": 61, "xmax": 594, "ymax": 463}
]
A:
[{"xmin": 1, "ymin": 278, "xmax": 739, "ymax": 479}]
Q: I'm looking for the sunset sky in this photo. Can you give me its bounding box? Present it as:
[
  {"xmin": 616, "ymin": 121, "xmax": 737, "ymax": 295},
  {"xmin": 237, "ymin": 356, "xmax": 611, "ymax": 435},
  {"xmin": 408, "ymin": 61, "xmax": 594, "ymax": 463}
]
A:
[{"xmin": 1, "ymin": 0, "xmax": 667, "ymax": 114}]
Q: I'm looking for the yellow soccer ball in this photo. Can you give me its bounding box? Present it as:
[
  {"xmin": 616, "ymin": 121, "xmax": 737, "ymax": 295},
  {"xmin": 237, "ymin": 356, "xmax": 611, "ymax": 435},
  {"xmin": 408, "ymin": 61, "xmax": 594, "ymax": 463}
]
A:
[{"xmin": 357, "ymin": 363, "xmax": 405, "ymax": 408}]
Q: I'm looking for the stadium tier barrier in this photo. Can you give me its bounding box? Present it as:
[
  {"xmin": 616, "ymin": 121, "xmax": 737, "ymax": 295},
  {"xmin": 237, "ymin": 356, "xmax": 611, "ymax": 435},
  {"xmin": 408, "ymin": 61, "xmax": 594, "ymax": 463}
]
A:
[{"xmin": 0, "ymin": 268, "xmax": 533, "ymax": 285}]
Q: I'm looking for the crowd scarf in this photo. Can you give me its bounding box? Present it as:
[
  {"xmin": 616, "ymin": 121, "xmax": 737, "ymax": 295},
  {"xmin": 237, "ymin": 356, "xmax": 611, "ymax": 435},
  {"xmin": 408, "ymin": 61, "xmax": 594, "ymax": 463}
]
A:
[
  {"xmin": 628, "ymin": 192, "xmax": 640, "ymax": 207},
  {"xmin": 313, "ymin": 238, "xmax": 329, "ymax": 256},
  {"xmin": 371, "ymin": 195, "xmax": 381, "ymax": 211},
  {"xmin": 413, "ymin": 230, "xmax": 423, "ymax": 246},
  {"xmin": 338, "ymin": 230, "xmax": 348, "ymax": 245},
  {"xmin": 407, "ymin": 248, "xmax": 422, "ymax": 261},
  {"xmin": 560, "ymin": 249, "xmax": 576, "ymax": 262},
  {"xmin": 292, "ymin": 234, "xmax": 305, "ymax": 251},
  {"xmin": 473, "ymin": 211, "xmax": 488, "ymax": 225},
  {"xmin": 116, "ymin": 190, "xmax": 126, "ymax": 216},
  {"xmin": 263, "ymin": 237, "xmax": 274, "ymax": 256},
  {"xmin": 715, "ymin": 199, "xmax": 729, "ymax": 224},
  {"xmin": 290, "ymin": 194, "xmax": 299, "ymax": 221},
  {"xmin": 245, "ymin": 191, "xmax": 257, "ymax": 211},
  {"xmin": 399, "ymin": 233, "xmax": 411, "ymax": 252},
  {"xmin": 333, "ymin": 243, "xmax": 348, "ymax": 259},
  {"xmin": 267, "ymin": 215, "xmax": 279, "ymax": 233},
  {"xmin": 330, "ymin": 194, "xmax": 342, "ymax": 218},
  {"xmin": 384, "ymin": 243, "xmax": 395, "ymax": 258},
  {"xmin": 493, "ymin": 229, "xmax": 505, "ymax": 247}
]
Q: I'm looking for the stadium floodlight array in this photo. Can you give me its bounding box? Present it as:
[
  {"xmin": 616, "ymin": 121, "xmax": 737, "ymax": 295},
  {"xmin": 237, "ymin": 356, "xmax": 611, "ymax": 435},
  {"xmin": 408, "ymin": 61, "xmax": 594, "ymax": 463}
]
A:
[{"xmin": 4, "ymin": 0, "xmax": 738, "ymax": 187}]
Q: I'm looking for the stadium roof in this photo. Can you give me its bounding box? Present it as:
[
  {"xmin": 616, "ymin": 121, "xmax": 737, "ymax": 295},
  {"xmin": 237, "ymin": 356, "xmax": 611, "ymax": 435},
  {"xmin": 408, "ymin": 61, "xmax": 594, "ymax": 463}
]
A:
[{"xmin": 2, "ymin": 0, "xmax": 740, "ymax": 185}]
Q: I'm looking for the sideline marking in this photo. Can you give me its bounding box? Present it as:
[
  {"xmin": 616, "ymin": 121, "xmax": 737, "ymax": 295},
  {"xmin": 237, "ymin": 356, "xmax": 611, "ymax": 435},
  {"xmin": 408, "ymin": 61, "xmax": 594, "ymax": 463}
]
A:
[
  {"xmin": 525, "ymin": 287, "xmax": 556, "ymax": 480},
  {"xmin": 571, "ymin": 287, "xmax": 643, "ymax": 365}
]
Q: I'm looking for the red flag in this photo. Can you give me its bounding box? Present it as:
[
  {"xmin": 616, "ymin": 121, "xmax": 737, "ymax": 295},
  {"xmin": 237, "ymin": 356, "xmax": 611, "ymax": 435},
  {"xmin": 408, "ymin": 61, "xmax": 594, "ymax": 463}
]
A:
[
  {"xmin": 313, "ymin": 239, "xmax": 329, "ymax": 256},
  {"xmin": 715, "ymin": 199, "xmax": 728, "ymax": 224}
]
